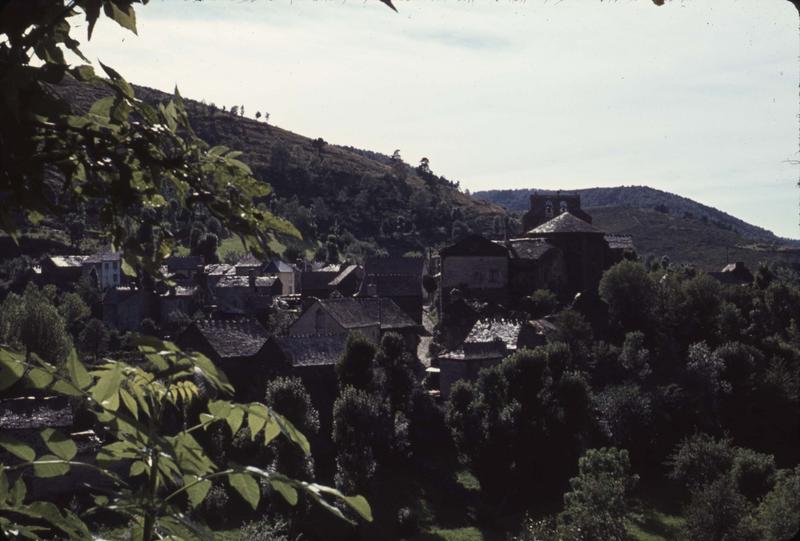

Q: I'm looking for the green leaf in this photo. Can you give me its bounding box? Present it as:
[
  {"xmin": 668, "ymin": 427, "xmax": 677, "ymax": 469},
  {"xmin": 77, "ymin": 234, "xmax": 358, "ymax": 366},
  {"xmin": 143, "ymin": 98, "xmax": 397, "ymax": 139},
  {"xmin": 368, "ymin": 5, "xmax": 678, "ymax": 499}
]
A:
[
  {"xmin": 130, "ymin": 461, "xmax": 146, "ymax": 477},
  {"xmin": 247, "ymin": 403, "xmax": 268, "ymax": 439},
  {"xmin": 183, "ymin": 475, "xmax": 212, "ymax": 508},
  {"xmin": 67, "ymin": 349, "xmax": 92, "ymax": 389},
  {"xmin": 26, "ymin": 367, "xmax": 54, "ymax": 389},
  {"xmin": 88, "ymin": 96, "xmax": 114, "ymax": 121},
  {"xmin": 91, "ymin": 362, "xmax": 122, "ymax": 406},
  {"xmin": 0, "ymin": 348, "xmax": 26, "ymax": 391},
  {"xmin": 9, "ymin": 477, "xmax": 26, "ymax": 506},
  {"xmin": 272, "ymin": 412, "xmax": 311, "ymax": 456},
  {"xmin": 120, "ymin": 387, "xmax": 138, "ymax": 418},
  {"xmin": 40, "ymin": 429, "xmax": 77, "ymax": 461},
  {"xmin": 270, "ymin": 478, "xmax": 298, "ymax": 506},
  {"xmin": 103, "ymin": 0, "xmax": 138, "ymax": 34},
  {"xmin": 227, "ymin": 473, "xmax": 259, "ymax": 510},
  {"xmin": 226, "ymin": 406, "xmax": 244, "ymax": 435},
  {"xmin": 0, "ymin": 434, "xmax": 36, "ymax": 462},
  {"xmin": 33, "ymin": 455, "xmax": 70, "ymax": 478},
  {"xmin": 263, "ymin": 416, "xmax": 281, "ymax": 446}
]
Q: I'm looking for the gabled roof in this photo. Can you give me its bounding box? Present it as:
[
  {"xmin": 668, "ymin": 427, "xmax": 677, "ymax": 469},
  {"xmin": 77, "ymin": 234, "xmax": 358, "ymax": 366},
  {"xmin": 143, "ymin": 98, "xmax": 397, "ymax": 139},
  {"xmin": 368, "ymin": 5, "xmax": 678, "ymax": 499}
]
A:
[
  {"xmin": 329, "ymin": 264, "xmax": 363, "ymax": 287},
  {"xmin": 205, "ymin": 263, "xmax": 235, "ymax": 276},
  {"xmin": 301, "ymin": 271, "xmax": 339, "ymax": 292},
  {"xmin": 465, "ymin": 318, "xmax": 524, "ymax": 347},
  {"xmin": 215, "ymin": 274, "xmax": 280, "ymax": 288},
  {"xmin": 364, "ymin": 257, "xmax": 426, "ymax": 277},
  {"xmin": 506, "ymin": 238, "xmax": 555, "ymax": 260},
  {"xmin": 265, "ymin": 259, "xmax": 296, "ymax": 273},
  {"xmin": 318, "ymin": 298, "xmax": 416, "ymax": 330},
  {"xmin": 527, "ymin": 212, "xmax": 603, "ymax": 236},
  {"xmin": 236, "ymin": 253, "xmax": 262, "ymax": 268},
  {"xmin": 85, "ymin": 252, "xmax": 121, "ymax": 264},
  {"xmin": 440, "ymin": 234, "xmax": 509, "ymax": 258},
  {"xmin": 191, "ymin": 319, "xmax": 269, "ymax": 359},
  {"xmin": 271, "ymin": 335, "xmax": 346, "ymax": 367},
  {"xmin": 358, "ymin": 274, "xmax": 421, "ymax": 297},
  {"xmin": 47, "ymin": 255, "xmax": 89, "ymax": 268}
]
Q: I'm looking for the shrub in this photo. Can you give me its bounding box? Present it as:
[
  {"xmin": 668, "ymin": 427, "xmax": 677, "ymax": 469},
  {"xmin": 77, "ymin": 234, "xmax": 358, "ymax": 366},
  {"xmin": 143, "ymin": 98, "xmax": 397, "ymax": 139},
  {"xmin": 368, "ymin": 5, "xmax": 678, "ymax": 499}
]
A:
[
  {"xmin": 336, "ymin": 332, "xmax": 377, "ymax": 391},
  {"xmin": 557, "ymin": 448, "xmax": 637, "ymax": 541},
  {"xmin": 238, "ymin": 517, "xmax": 289, "ymax": 541},
  {"xmin": 756, "ymin": 466, "xmax": 800, "ymax": 541},
  {"xmin": 598, "ymin": 260, "xmax": 655, "ymax": 332},
  {"xmin": 525, "ymin": 289, "xmax": 559, "ymax": 318},
  {"xmin": 668, "ymin": 434, "xmax": 735, "ymax": 490},
  {"xmin": 683, "ymin": 476, "xmax": 760, "ymax": 541}
]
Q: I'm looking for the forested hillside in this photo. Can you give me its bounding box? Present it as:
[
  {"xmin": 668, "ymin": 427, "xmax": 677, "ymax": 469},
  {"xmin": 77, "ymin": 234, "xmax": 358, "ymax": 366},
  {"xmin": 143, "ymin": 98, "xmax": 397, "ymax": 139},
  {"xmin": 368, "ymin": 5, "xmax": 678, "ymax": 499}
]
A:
[
  {"xmin": 476, "ymin": 186, "xmax": 799, "ymax": 246},
  {"xmin": 52, "ymin": 77, "xmax": 503, "ymax": 260}
]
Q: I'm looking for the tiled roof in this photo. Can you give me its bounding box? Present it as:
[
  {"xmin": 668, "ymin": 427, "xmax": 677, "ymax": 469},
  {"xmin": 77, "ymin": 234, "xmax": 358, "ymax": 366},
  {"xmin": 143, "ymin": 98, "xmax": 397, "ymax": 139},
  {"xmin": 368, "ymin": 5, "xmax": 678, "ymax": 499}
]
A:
[
  {"xmin": 102, "ymin": 286, "xmax": 142, "ymax": 304},
  {"xmin": 161, "ymin": 285, "xmax": 197, "ymax": 297},
  {"xmin": 205, "ymin": 263, "xmax": 235, "ymax": 276},
  {"xmin": 465, "ymin": 319, "xmax": 523, "ymax": 348},
  {"xmin": 272, "ymin": 335, "xmax": 345, "ymax": 367},
  {"xmin": 329, "ymin": 265, "xmax": 363, "ymax": 286},
  {"xmin": 47, "ymin": 255, "xmax": 88, "ymax": 268},
  {"xmin": 440, "ymin": 234, "xmax": 509, "ymax": 258},
  {"xmin": 301, "ymin": 271, "xmax": 339, "ymax": 292},
  {"xmin": 236, "ymin": 253, "xmax": 262, "ymax": 268},
  {"xmin": 527, "ymin": 212, "xmax": 603, "ymax": 235},
  {"xmin": 193, "ymin": 319, "xmax": 269, "ymax": 359},
  {"xmin": 214, "ymin": 274, "xmax": 279, "ymax": 288},
  {"xmin": 507, "ymin": 238, "xmax": 554, "ymax": 260},
  {"xmin": 605, "ymin": 235, "xmax": 635, "ymax": 250},
  {"xmin": 364, "ymin": 256, "xmax": 425, "ymax": 277},
  {"xmin": 265, "ymin": 259, "xmax": 296, "ymax": 273},
  {"xmin": 359, "ymin": 274, "xmax": 421, "ymax": 297},
  {"xmin": 85, "ymin": 252, "xmax": 121, "ymax": 264},
  {"xmin": 318, "ymin": 298, "xmax": 417, "ymax": 330}
]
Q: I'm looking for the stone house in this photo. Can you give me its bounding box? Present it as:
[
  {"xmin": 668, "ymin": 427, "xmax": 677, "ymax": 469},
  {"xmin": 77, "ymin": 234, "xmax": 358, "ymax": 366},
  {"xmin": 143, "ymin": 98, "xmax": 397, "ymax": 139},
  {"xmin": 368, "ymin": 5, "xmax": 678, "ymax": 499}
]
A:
[
  {"xmin": 288, "ymin": 297, "xmax": 420, "ymax": 350},
  {"xmin": 264, "ymin": 259, "xmax": 301, "ymax": 295},
  {"xmin": 709, "ymin": 262, "xmax": 754, "ymax": 286},
  {"xmin": 300, "ymin": 270, "xmax": 340, "ymax": 299},
  {"xmin": 328, "ymin": 264, "xmax": 364, "ymax": 297},
  {"xmin": 83, "ymin": 252, "xmax": 122, "ymax": 290},
  {"xmin": 439, "ymin": 234, "xmax": 510, "ymax": 303},
  {"xmin": 40, "ymin": 255, "xmax": 87, "ymax": 288},
  {"xmin": 102, "ymin": 287, "xmax": 158, "ymax": 332},
  {"xmin": 165, "ymin": 255, "xmax": 204, "ymax": 283},
  {"xmin": 211, "ymin": 274, "xmax": 281, "ymax": 317},
  {"xmin": 177, "ymin": 319, "xmax": 271, "ymax": 401},
  {"xmin": 437, "ymin": 318, "xmax": 554, "ymax": 399},
  {"xmin": 522, "ymin": 192, "xmax": 593, "ymax": 231}
]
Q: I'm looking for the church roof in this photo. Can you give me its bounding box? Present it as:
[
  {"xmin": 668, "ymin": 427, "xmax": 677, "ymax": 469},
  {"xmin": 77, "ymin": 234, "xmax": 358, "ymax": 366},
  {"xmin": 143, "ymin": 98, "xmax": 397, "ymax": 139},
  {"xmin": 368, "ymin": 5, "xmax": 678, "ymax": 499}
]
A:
[
  {"xmin": 506, "ymin": 238, "xmax": 555, "ymax": 260},
  {"xmin": 527, "ymin": 212, "xmax": 603, "ymax": 236}
]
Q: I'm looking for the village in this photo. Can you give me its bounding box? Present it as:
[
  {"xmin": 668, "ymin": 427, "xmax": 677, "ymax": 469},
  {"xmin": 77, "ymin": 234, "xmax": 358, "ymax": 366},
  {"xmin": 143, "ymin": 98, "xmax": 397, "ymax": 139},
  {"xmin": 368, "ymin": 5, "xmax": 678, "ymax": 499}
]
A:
[{"xmin": 4, "ymin": 192, "xmax": 759, "ymax": 449}]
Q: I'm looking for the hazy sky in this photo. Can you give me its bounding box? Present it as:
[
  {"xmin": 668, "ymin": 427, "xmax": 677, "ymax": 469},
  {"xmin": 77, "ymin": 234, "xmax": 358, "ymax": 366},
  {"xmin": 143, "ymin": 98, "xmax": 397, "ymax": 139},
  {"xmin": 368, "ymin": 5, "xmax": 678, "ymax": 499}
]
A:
[{"xmin": 77, "ymin": 0, "xmax": 799, "ymax": 238}]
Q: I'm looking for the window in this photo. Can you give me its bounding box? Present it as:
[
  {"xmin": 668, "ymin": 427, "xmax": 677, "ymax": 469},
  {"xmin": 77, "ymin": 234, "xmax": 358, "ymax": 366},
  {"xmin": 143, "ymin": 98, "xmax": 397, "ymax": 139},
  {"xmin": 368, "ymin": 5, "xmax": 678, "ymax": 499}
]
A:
[
  {"xmin": 489, "ymin": 269, "xmax": 499, "ymax": 283},
  {"xmin": 545, "ymin": 200, "xmax": 554, "ymax": 218}
]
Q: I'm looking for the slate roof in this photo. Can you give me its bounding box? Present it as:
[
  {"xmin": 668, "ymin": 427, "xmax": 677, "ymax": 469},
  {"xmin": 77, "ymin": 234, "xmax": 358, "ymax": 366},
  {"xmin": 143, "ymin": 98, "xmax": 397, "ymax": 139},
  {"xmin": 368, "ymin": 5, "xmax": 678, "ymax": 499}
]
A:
[
  {"xmin": 265, "ymin": 259, "xmax": 296, "ymax": 273},
  {"xmin": 236, "ymin": 253, "xmax": 262, "ymax": 268},
  {"xmin": 271, "ymin": 335, "xmax": 346, "ymax": 367},
  {"xmin": 47, "ymin": 255, "xmax": 89, "ymax": 268},
  {"xmin": 102, "ymin": 286, "xmax": 143, "ymax": 304},
  {"xmin": 605, "ymin": 235, "xmax": 636, "ymax": 251},
  {"xmin": 329, "ymin": 264, "xmax": 363, "ymax": 286},
  {"xmin": 161, "ymin": 285, "xmax": 197, "ymax": 297},
  {"xmin": 465, "ymin": 319, "xmax": 524, "ymax": 347},
  {"xmin": 359, "ymin": 274, "xmax": 421, "ymax": 297},
  {"xmin": 205, "ymin": 263, "xmax": 235, "ymax": 276},
  {"xmin": 192, "ymin": 319, "xmax": 269, "ymax": 359},
  {"xmin": 709, "ymin": 262, "xmax": 754, "ymax": 285},
  {"xmin": 364, "ymin": 257, "xmax": 425, "ymax": 277},
  {"xmin": 85, "ymin": 252, "xmax": 121, "ymax": 264},
  {"xmin": 318, "ymin": 298, "xmax": 417, "ymax": 330},
  {"xmin": 506, "ymin": 238, "xmax": 555, "ymax": 261},
  {"xmin": 527, "ymin": 212, "xmax": 604, "ymax": 235},
  {"xmin": 215, "ymin": 275, "xmax": 279, "ymax": 288},
  {"xmin": 301, "ymin": 271, "xmax": 339, "ymax": 292},
  {"xmin": 166, "ymin": 256, "xmax": 204, "ymax": 271},
  {"xmin": 0, "ymin": 396, "xmax": 73, "ymax": 430},
  {"xmin": 440, "ymin": 234, "xmax": 510, "ymax": 258}
]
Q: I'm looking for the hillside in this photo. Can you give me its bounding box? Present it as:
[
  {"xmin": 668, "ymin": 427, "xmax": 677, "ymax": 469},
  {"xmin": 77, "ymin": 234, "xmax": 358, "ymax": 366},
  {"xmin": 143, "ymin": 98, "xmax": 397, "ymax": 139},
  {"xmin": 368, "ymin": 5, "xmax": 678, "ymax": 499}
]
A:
[
  {"xmin": 51, "ymin": 77, "xmax": 503, "ymax": 260},
  {"xmin": 475, "ymin": 186, "xmax": 799, "ymax": 247},
  {"xmin": 589, "ymin": 206, "xmax": 800, "ymax": 270}
]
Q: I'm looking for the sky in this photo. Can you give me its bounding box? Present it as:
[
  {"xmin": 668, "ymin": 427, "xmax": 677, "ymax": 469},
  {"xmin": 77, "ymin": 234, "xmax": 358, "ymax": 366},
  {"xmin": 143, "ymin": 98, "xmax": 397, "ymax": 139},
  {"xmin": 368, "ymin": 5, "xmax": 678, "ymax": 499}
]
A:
[{"xmin": 76, "ymin": 0, "xmax": 799, "ymax": 238}]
